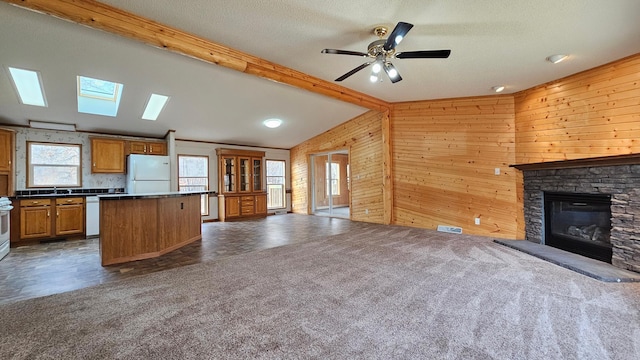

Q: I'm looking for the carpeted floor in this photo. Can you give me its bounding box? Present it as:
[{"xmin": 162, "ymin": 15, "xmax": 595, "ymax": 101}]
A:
[{"xmin": 1, "ymin": 223, "xmax": 639, "ymax": 359}]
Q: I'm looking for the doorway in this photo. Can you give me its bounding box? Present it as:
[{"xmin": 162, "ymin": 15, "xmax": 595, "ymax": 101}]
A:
[{"xmin": 310, "ymin": 151, "xmax": 350, "ymax": 219}]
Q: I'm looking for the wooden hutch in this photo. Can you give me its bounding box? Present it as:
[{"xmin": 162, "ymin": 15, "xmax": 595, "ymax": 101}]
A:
[{"xmin": 216, "ymin": 148, "xmax": 267, "ymax": 221}]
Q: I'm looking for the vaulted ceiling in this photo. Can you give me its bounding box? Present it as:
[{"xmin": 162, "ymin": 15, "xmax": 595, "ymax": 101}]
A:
[{"xmin": 1, "ymin": 0, "xmax": 639, "ymax": 148}]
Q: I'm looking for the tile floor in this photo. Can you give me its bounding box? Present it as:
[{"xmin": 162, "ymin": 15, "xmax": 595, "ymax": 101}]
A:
[{"xmin": 0, "ymin": 214, "xmax": 371, "ymax": 305}]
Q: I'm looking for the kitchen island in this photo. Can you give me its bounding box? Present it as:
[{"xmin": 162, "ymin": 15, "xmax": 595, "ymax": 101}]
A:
[{"xmin": 99, "ymin": 191, "xmax": 210, "ymax": 266}]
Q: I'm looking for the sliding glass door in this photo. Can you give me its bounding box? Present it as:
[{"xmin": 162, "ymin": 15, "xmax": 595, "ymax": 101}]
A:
[{"xmin": 310, "ymin": 151, "xmax": 350, "ymax": 219}]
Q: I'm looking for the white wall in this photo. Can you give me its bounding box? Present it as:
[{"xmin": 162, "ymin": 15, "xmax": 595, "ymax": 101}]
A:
[{"xmin": 175, "ymin": 140, "xmax": 291, "ymax": 221}]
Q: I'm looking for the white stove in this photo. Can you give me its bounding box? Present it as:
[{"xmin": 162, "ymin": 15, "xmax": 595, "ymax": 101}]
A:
[{"xmin": 0, "ymin": 197, "xmax": 12, "ymax": 261}]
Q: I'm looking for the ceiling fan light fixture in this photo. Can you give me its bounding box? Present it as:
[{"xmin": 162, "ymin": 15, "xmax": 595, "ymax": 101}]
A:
[
  {"xmin": 369, "ymin": 74, "xmax": 379, "ymax": 83},
  {"xmin": 372, "ymin": 62, "xmax": 382, "ymax": 74},
  {"xmin": 546, "ymin": 54, "xmax": 568, "ymax": 64},
  {"xmin": 492, "ymin": 85, "xmax": 505, "ymax": 93}
]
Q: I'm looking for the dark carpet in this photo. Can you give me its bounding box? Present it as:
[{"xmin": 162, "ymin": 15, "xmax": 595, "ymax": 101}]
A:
[{"xmin": 1, "ymin": 224, "xmax": 639, "ymax": 359}]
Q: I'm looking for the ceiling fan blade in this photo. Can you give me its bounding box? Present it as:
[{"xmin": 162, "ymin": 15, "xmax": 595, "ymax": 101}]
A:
[
  {"xmin": 383, "ymin": 22, "xmax": 414, "ymax": 51},
  {"xmin": 322, "ymin": 49, "xmax": 368, "ymax": 57},
  {"xmin": 396, "ymin": 50, "xmax": 451, "ymax": 59},
  {"xmin": 335, "ymin": 62, "xmax": 372, "ymax": 82},
  {"xmin": 383, "ymin": 63, "xmax": 402, "ymax": 83}
]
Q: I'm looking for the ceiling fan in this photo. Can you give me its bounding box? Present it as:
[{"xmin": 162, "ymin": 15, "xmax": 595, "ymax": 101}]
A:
[{"xmin": 321, "ymin": 21, "xmax": 451, "ymax": 83}]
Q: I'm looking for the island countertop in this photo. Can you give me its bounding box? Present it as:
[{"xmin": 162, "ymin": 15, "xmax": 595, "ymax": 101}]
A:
[{"xmin": 98, "ymin": 190, "xmax": 216, "ymax": 200}]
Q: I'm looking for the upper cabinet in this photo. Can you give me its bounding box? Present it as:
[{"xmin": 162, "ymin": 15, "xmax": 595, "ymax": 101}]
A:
[
  {"xmin": 129, "ymin": 141, "xmax": 167, "ymax": 155},
  {"xmin": 0, "ymin": 128, "xmax": 15, "ymax": 196},
  {"xmin": 216, "ymin": 148, "xmax": 265, "ymax": 195},
  {"xmin": 0, "ymin": 129, "xmax": 13, "ymax": 172},
  {"xmin": 91, "ymin": 137, "xmax": 125, "ymax": 173}
]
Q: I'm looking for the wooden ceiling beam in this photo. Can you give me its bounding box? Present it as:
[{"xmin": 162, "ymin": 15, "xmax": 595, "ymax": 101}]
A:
[{"xmin": 4, "ymin": 0, "xmax": 390, "ymax": 112}]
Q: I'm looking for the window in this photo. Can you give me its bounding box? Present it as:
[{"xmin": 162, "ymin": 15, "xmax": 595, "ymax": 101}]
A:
[
  {"xmin": 77, "ymin": 75, "xmax": 123, "ymax": 117},
  {"xmin": 326, "ymin": 162, "xmax": 340, "ymax": 196},
  {"xmin": 266, "ymin": 160, "xmax": 286, "ymax": 209},
  {"xmin": 178, "ymin": 155, "xmax": 209, "ymax": 216},
  {"xmin": 28, "ymin": 142, "xmax": 81, "ymax": 187}
]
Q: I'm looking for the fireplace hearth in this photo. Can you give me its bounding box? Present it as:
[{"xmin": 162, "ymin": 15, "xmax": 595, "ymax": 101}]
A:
[
  {"xmin": 544, "ymin": 192, "xmax": 612, "ymax": 263},
  {"xmin": 513, "ymin": 154, "xmax": 640, "ymax": 274}
]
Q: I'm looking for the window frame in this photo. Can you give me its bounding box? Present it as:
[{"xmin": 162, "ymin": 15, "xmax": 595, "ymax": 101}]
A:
[
  {"xmin": 27, "ymin": 141, "xmax": 82, "ymax": 188},
  {"xmin": 265, "ymin": 159, "xmax": 286, "ymax": 210},
  {"xmin": 177, "ymin": 154, "xmax": 210, "ymax": 216}
]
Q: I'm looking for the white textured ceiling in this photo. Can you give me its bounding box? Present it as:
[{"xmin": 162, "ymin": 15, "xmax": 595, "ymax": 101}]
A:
[{"xmin": 2, "ymin": 0, "xmax": 640, "ymax": 148}]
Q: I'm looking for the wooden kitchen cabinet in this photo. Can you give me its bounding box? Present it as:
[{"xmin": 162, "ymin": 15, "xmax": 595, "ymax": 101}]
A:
[
  {"xmin": 0, "ymin": 128, "xmax": 15, "ymax": 196},
  {"xmin": 129, "ymin": 141, "xmax": 167, "ymax": 155},
  {"xmin": 13, "ymin": 197, "xmax": 85, "ymax": 243},
  {"xmin": 91, "ymin": 137, "xmax": 125, "ymax": 173},
  {"xmin": 0, "ymin": 129, "xmax": 13, "ymax": 172},
  {"xmin": 216, "ymin": 148, "xmax": 267, "ymax": 221},
  {"xmin": 224, "ymin": 196, "xmax": 241, "ymax": 218},
  {"xmin": 19, "ymin": 199, "xmax": 52, "ymax": 239},
  {"xmin": 55, "ymin": 197, "xmax": 85, "ymax": 236}
]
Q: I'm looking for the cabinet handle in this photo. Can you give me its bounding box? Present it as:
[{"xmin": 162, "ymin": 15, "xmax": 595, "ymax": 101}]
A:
[
  {"xmin": 32, "ymin": 201, "xmax": 39, "ymax": 204},
  {"xmin": 144, "ymin": 145, "xmax": 147, "ymax": 152},
  {"xmin": 66, "ymin": 199, "xmax": 73, "ymax": 202},
  {"xmin": 93, "ymin": 163, "xmax": 96, "ymax": 167},
  {"xmin": 47, "ymin": 211, "xmax": 50, "ymax": 217},
  {"xmin": 57, "ymin": 211, "xmax": 59, "ymax": 217}
]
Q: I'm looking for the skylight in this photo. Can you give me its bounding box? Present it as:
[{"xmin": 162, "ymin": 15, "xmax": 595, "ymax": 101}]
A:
[
  {"xmin": 7, "ymin": 67, "xmax": 47, "ymax": 107},
  {"xmin": 141, "ymin": 93, "xmax": 170, "ymax": 121},
  {"xmin": 77, "ymin": 76, "xmax": 123, "ymax": 117}
]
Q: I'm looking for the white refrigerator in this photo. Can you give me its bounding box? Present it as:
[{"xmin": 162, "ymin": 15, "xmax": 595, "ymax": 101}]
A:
[{"xmin": 126, "ymin": 154, "xmax": 171, "ymax": 194}]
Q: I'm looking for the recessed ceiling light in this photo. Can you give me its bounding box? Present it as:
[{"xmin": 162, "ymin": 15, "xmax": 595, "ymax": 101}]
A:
[
  {"xmin": 492, "ymin": 85, "xmax": 505, "ymax": 93},
  {"xmin": 7, "ymin": 67, "xmax": 47, "ymax": 107},
  {"xmin": 142, "ymin": 93, "xmax": 170, "ymax": 121},
  {"xmin": 263, "ymin": 118, "xmax": 282, "ymax": 128},
  {"xmin": 546, "ymin": 54, "xmax": 568, "ymax": 64}
]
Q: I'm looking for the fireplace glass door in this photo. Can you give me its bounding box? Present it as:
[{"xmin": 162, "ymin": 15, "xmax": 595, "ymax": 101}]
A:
[{"xmin": 544, "ymin": 192, "xmax": 612, "ymax": 263}]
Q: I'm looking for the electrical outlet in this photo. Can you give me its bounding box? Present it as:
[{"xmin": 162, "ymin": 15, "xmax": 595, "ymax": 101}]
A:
[
  {"xmin": 494, "ymin": 168, "xmax": 501, "ymax": 175},
  {"xmin": 474, "ymin": 218, "xmax": 481, "ymax": 225},
  {"xmin": 365, "ymin": 209, "xmax": 369, "ymax": 214}
]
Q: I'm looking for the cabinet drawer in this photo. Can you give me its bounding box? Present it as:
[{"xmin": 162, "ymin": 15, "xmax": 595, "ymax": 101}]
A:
[
  {"xmin": 241, "ymin": 196, "xmax": 254, "ymax": 201},
  {"xmin": 241, "ymin": 206, "xmax": 255, "ymax": 214},
  {"xmin": 20, "ymin": 199, "xmax": 52, "ymax": 207},
  {"xmin": 56, "ymin": 197, "xmax": 84, "ymax": 205}
]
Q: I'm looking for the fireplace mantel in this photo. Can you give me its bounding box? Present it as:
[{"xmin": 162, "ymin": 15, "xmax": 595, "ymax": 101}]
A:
[{"xmin": 510, "ymin": 153, "xmax": 640, "ymax": 171}]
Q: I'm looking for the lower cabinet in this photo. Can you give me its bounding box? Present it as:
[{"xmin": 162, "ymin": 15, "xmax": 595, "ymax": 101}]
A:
[
  {"xmin": 55, "ymin": 198, "xmax": 85, "ymax": 236},
  {"xmin": 13, "ymin": 197, "xmax": 85, "ymax": 244},
  {"xmin": 218, "ymin": 193, "xmax": 267, "ymax": 221}
]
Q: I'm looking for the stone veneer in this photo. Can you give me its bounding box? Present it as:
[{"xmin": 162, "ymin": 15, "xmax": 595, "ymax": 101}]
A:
[{"xmin": 523, "ymin": 164, "xmax": 640, "ymax": 273}]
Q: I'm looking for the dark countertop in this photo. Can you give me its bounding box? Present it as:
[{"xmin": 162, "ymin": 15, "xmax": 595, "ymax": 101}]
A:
[{"xmin": 98, "ymin": 190, "xmax": 217, "ymax": 201}]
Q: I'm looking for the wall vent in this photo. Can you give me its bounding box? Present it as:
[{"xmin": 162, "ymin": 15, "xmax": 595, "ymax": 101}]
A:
[
  {"xmin": 437, "ymin": 225, "xmax": 463, "ymax": 234},
  {"xmin": 273, "ymin": 210, "xmax": 288, "ymax": 215}
]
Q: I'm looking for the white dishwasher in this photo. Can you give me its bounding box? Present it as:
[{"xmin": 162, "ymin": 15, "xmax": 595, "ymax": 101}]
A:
[{"xmin": 85, "ymin": 196, "xmax": 100, "ymax": 237}]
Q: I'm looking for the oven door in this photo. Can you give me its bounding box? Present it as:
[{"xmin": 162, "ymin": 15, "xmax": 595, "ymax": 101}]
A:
[
  {"xmin": 0, "ymin": 210, "xmax": 9, "ymax": 260},
  {"xmin": 0, "ymin": 210, "xmax": 9, "ymax": 243}
]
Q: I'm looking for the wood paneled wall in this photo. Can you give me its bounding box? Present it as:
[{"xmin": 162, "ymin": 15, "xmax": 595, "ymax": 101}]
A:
[
  {"xmin": 515, "ymin": 54, "xmax": 640, "ymax": 163},
  {"xmin": 390, "ymin": 96, "xmax": 522, "ymax": 239},
  {"xmin": 290, "ymin": 110, "xmax": 385, "ymax": 223}
]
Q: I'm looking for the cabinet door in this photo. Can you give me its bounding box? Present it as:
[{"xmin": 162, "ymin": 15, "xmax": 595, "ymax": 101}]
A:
[
  {"xmin": 148, "ymin": 142, "xmax": 167, "ymax": 155},
  {"xmin": 56, "ymin": 204, "xmax": 84, "ymax": 236},
  {"xmin": 129, "ymin": 141, "xmax": 147, "ymax": 154},
  {"xmin": 225, "ymin": 196, "xmax": 240, "ymax": 217},
  {"xmin": 255, "ymin": 194, "xmax": 267, "ymax": 215},
  {"xmin": 239, "ymin": 157, "xmax": 251, "ymax": 192},
  {"xmin": 221, "ymin": 156, "xmax": 236, "ymax": 193},
  {"xmin": 91, "ymin": 138, "xmax": 125, "ymax": 173},
  {"xmin": 252, "ymin": 158, "xmax": 262, "ymax": 192},
  {"xmin": 20, "ymin": 206, "xmax": 52, "ymax": 239},
  {"xmin": 0, "ymin": 129, "xmax": 12, "ymax": 172}
]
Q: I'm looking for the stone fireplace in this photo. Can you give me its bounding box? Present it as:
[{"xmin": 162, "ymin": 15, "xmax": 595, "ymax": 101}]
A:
[{"xmin": 514, "ymin": 155, "xmax": 640, "ymax": 273}]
